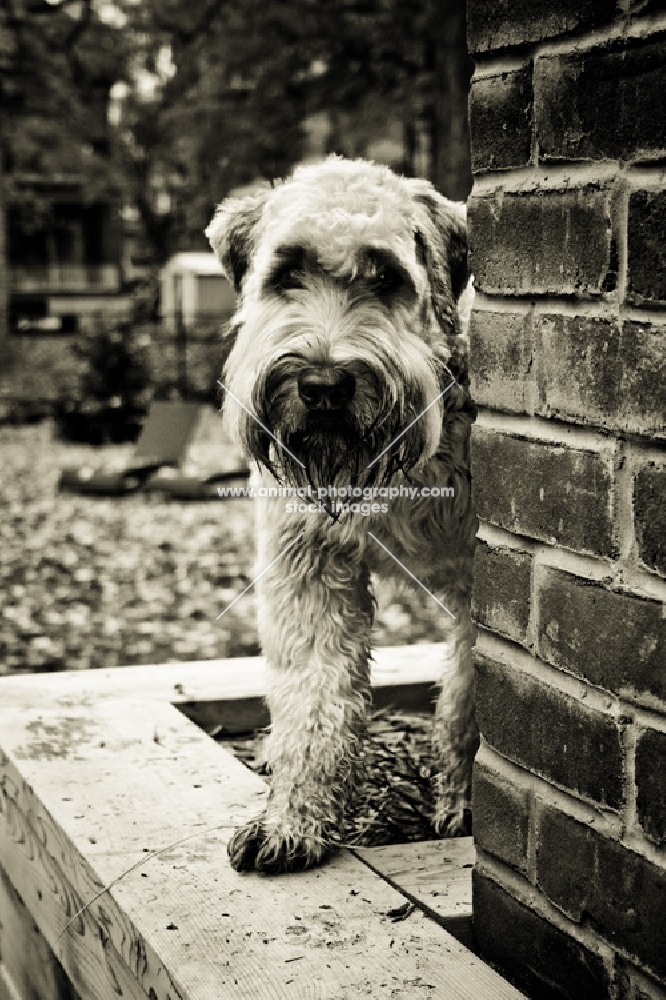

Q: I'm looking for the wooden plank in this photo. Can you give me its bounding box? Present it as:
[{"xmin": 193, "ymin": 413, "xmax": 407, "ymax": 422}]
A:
[
  {"xmin": 0, "ymin": 643, "xmax": 444, "ymax": 708},
  {"xmin": 354, "ymin": 840, "xmax": 475, "ymax": 950},
  {"xmin": 178, "ymin": 694, "xmax": 270, "ymax": 733},
  {"xmin": 0, "ymin": 867, "xmax": 79, "ymax": 1000},
  {"xmin": 0, "ymin": 646, "xmax": 442, "ymax": 734},
  {"xmin": 0, "ymin": 966, "xmax": 22, "ymax": 1000},
  {"xmin": 0, "ymin": 683, "xmax": 525, "ymax": 999}
]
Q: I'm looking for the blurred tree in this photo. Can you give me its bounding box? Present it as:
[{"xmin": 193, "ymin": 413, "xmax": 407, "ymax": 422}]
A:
[
  {"xmin": 311, "ymin": 0, "xmax": 472, "ymax": 197},
  {"xmin": 0, "ymin": 0, "xmax": 472, "ymax": 339},
  {"xmin": 114, "ymin": 0, "xmax": 316, "ymax": 263},
  {"xmin": 55, "ymin": 319, "xmax": 151, "ymax": 443},
  {"xmin": 0, "ymin": 0, "xmax": 130, "ymax": 336},
  {"xmin": 114, "ymin": 0, "xmax": 472, "ymax": 265},
  {"xmin": 0, "ymin": 0, "xmax": 126, "ymax": 188}
]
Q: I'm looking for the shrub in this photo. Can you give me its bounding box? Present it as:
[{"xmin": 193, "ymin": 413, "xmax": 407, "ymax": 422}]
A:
[
  {"xmin": 0, "ymin": 335, "xmax": 85, "ymax": 425},
  {"xmin": 55, "ymin": 320, "xmax": 153, "ymax": 444}
]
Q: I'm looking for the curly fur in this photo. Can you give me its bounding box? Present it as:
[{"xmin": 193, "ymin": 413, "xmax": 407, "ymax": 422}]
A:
[{"xmin": 207, "ymin": 156, "xmax": 478, "ymax": 874}]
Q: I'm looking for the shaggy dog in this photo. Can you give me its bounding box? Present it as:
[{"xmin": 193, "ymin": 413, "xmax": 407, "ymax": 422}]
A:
[{"xmin": 207, "ymin": 156, "xmax": 478, "ymax": 873}]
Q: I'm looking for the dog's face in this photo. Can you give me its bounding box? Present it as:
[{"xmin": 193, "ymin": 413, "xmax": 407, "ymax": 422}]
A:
[{"xmin": 207, "ymin": 156, "xmax": 472, "ymax": 492}]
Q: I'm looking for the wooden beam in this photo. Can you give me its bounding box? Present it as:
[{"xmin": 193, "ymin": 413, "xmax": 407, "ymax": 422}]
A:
[
  {"xmin": 0, "ymin": 669, "xmax": 525, "ymax": 999},
  {"xmin": 0, "ymin": 867, "xmax": 79, "ymax": 1000},
  {"xmin": 0, "ymin": 645, "xmax": 444, "ymax": 733},
  {"xmin": 355, "ymin": 839, "xmax": 476, "ymax": 950},
  {"xmin": 0, "ymin": 643, "xmax": 444, "ymax": 704}
]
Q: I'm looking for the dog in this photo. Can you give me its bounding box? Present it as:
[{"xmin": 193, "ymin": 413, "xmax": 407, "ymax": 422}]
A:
[{"xmin": 207, "ymin": 156, "xmax": 478, "ymax": 874}]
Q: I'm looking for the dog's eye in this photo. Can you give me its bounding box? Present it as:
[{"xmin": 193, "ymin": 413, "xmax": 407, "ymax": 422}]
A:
[
  {"xmin": 371, "ymin": 265, "xmax": 404, "ymax": 296},
  {"xmin": 271, "ymin": 266, "xmax": 304, "ymax": 293}
]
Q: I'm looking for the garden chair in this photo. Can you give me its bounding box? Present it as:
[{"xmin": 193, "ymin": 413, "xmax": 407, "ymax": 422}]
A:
[{"xmin": 59, "ymin": 401, "xmax": 248, "ymax": 497}]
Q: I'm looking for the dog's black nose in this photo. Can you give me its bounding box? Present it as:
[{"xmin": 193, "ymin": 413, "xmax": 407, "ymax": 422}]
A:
[{"xmin": 298, "ymin": 369, "xmax": 356, "ymax": 410}]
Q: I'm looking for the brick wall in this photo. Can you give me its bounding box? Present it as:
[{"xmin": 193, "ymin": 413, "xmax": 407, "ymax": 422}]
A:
[{"xmin": 466, "ymin": 4, "xmax": 666, "ymax": 998}]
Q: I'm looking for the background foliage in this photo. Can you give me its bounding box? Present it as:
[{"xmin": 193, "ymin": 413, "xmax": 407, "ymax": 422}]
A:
[{"xmin": 1, "ymin": 0, "xmax": 470, "ymax": 269}]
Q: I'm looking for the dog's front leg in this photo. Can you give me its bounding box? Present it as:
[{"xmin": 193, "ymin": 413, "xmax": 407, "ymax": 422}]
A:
[
  {"xmin": 431, "ymin": 600, "xmax": 478, "ymax": 836},
  {"xmin": 227, "ymin": 522, "xmax": 372, "ymax": 874}
]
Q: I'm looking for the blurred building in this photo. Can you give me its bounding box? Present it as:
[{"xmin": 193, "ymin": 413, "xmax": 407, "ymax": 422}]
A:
[
  {"xmin": 160, "ymin": 252, "xmax": 235, "ymax": 333},
  {"xmin": 6, "ymin": 177, "xmax": 131, "ymax": 335}
]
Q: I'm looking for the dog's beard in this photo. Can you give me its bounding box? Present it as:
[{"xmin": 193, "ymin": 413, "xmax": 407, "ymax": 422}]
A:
[
  {"xmin": 285, "ymin": 413, "xmax": 415, "ymax": 490},
  {"xmin": 244, "ymin": 400, "xmax": 427, "ymax": 518},
  {"xmin": 287, "ymin": 415, "xmax": 371, "ymax": 488},
  {"xmin": 227, "ymin": 331, "xmax": 446, "ymax": 517}
]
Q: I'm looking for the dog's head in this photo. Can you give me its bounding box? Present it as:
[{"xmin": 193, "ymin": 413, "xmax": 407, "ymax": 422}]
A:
[{"xmin": 207, "ymin": 156, "xmax": 474, "ymax": 492}]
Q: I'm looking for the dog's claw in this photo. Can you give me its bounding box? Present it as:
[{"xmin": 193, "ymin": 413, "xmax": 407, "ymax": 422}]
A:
[
  {"xmin": 432, "ymin": 806, "xmax": 472, "ymax": 838},
  {"xmin": 227, "ymin": 820, "xmax": 265, "ymax": 871},
  {"xmin": 228, "ymin": 820, "xmax": 331, "ymax": 874}
]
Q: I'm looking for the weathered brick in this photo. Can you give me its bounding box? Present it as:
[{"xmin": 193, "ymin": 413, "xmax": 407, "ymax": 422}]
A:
[
  {"xmin": 468, "ymin": 187, "xmax": 614, "ymax": 296},
  {"xmin": 472, "ymin": 428, "xmax": 615, "ymax": 557},
  {"xmin": 469, "ymin": 310, "xmax": 536, "ymax": 413},
  {"xmin": 628, "ymin": 190, "xmax": 666, "ymax": 305},
  {"xmin": 535, "ymin": 37, "xmax": 666, "ymax": 162},
  {"xmin": 534, "ymin": 314, "xmax": 623, "ymax": 425},
  {"xmin": 634, "ymin": 464, "xmax": 666, "ymax": 576},
  {"xmin": 533, "ymin": 315, "xmax": 666, "ymax": 436},
  {"xmin": 472, "ymin": 540, "xmax": 532, "ymax": 643},
  {"xmin": 473, "ymin": 871, "xmax": 612, "ymax": 1000},
  {"xmin": 470, "ymin": 65, "xmax": 533, "ymax": 172},
  {"xmin": 475, "ymin": 651, "xmax": 624, "ymax": 808},
  {"xmin": 618, "ymin": 321, "xmax": 666, "ymax": 438},
  {"xmin": 473, "ymin": 762, "xmax": 530, "ymax": 873},
  {"xmin": 537, "ymin": 804, "xmax": 666, "ymax": 978},
  {"xmin": 537, "ymin": 566, "xmax": 666, "ymax": 702},
  {"xmin": 636, "ymin": 727, "xmax": 666, "ymax": 847},
  {"xmin": 467, "ymin": 310, "xmax": 665, "ymax": 434},
  {"xmin": 467, "ymin": 0, "xmax": 619, "ymax": 54}
]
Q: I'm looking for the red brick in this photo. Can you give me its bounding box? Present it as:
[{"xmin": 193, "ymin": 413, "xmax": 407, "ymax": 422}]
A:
[
  {"xmin": 636, "ymin": 727, "xmax": 666, "ymax": 847},
  {"xmin": 473, "ymin": 871, "xmax": 612, "ymax": 1000},
  {"xmin": 634, "ymin": 464, "xmax": 666, "ymax": 576},
  {"xmin": 628, "ymin": 190, "xmax": 666, "ymax": 305},
  {"xmin": 535, "ymin": 37, "xmax": 666, "ymax": 162},
  {"xmin": 537, "ymin": 804, "xmax": 666, "ymax": 979},
  {"xmin": 468, "ymin": 187, "xmax": 615, "ymax": 296},
  {"xmin": 475, "ymin": 651, "xmax": 624, "ymax": 809},
  {"xmin": 472, "ymin": 428, "xmax": 615, "ymax": 557},
  {"xmin": 473, "ymin": 762, "xmax": 530, "ymax": 873},
  {"xmin": 470, "ymin": 65, "xmax": 533, "ymax": 172},
  {"xmin": 467, "ymin": 0, "xmax": 619, "ymax": 53},
  {"xmin": 469, "ymin": 310, "xmax": 535, "ymax": 413},
  {"xmin": 472, "ymin": 540, "xmax": 532, "ymax": 643},
  {"xmin": 537, "ymin": 566, "xmax": 666, "ymax": 702}
]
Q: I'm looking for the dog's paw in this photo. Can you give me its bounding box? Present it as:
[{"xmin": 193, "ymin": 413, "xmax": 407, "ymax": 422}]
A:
[
  {"xmin": 227, "ymin": 819, "xmax": 331, "ymax": 874},
  {"xmin": 227, "ymin": 820, "xmax": 266, "ymax": 871},
  {"xmin": 432, "ymin": 804, "xmax": 472, "ymax": 838}
]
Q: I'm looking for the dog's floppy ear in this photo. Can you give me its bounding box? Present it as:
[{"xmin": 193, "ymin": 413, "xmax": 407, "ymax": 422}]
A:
[
  {"xmin": 407, "ymin": 178, "xmax": 468, "ymax": 309},
  {"xmin": 206, "ymin": 189, "xmax": 271, "ymax": 292},
  {"xmin": 407, "ymin": 178, "xmax": 472, "ymax": 384}
]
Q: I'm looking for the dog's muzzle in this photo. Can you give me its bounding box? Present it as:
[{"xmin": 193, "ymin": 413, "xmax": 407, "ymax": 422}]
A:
[{"xmin": 297, "ymin": 366, "xmax": 356, "ymax": 412}]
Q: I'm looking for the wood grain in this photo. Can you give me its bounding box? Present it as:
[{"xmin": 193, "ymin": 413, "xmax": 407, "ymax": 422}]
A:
[
  {"xmin": 0, "ymin": 643, "xmax": 444, "ymax": 706},
  {"xmin": 0, "ymin": 673, "xmax": 525, "ymax": 999},
  {"xmin": 354, "ymin": 839, "xmax": 475, "ymax": 949},
  {"xmin": 0, "ymin": 866, "xmax": 79, "ymax": 1000}
]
